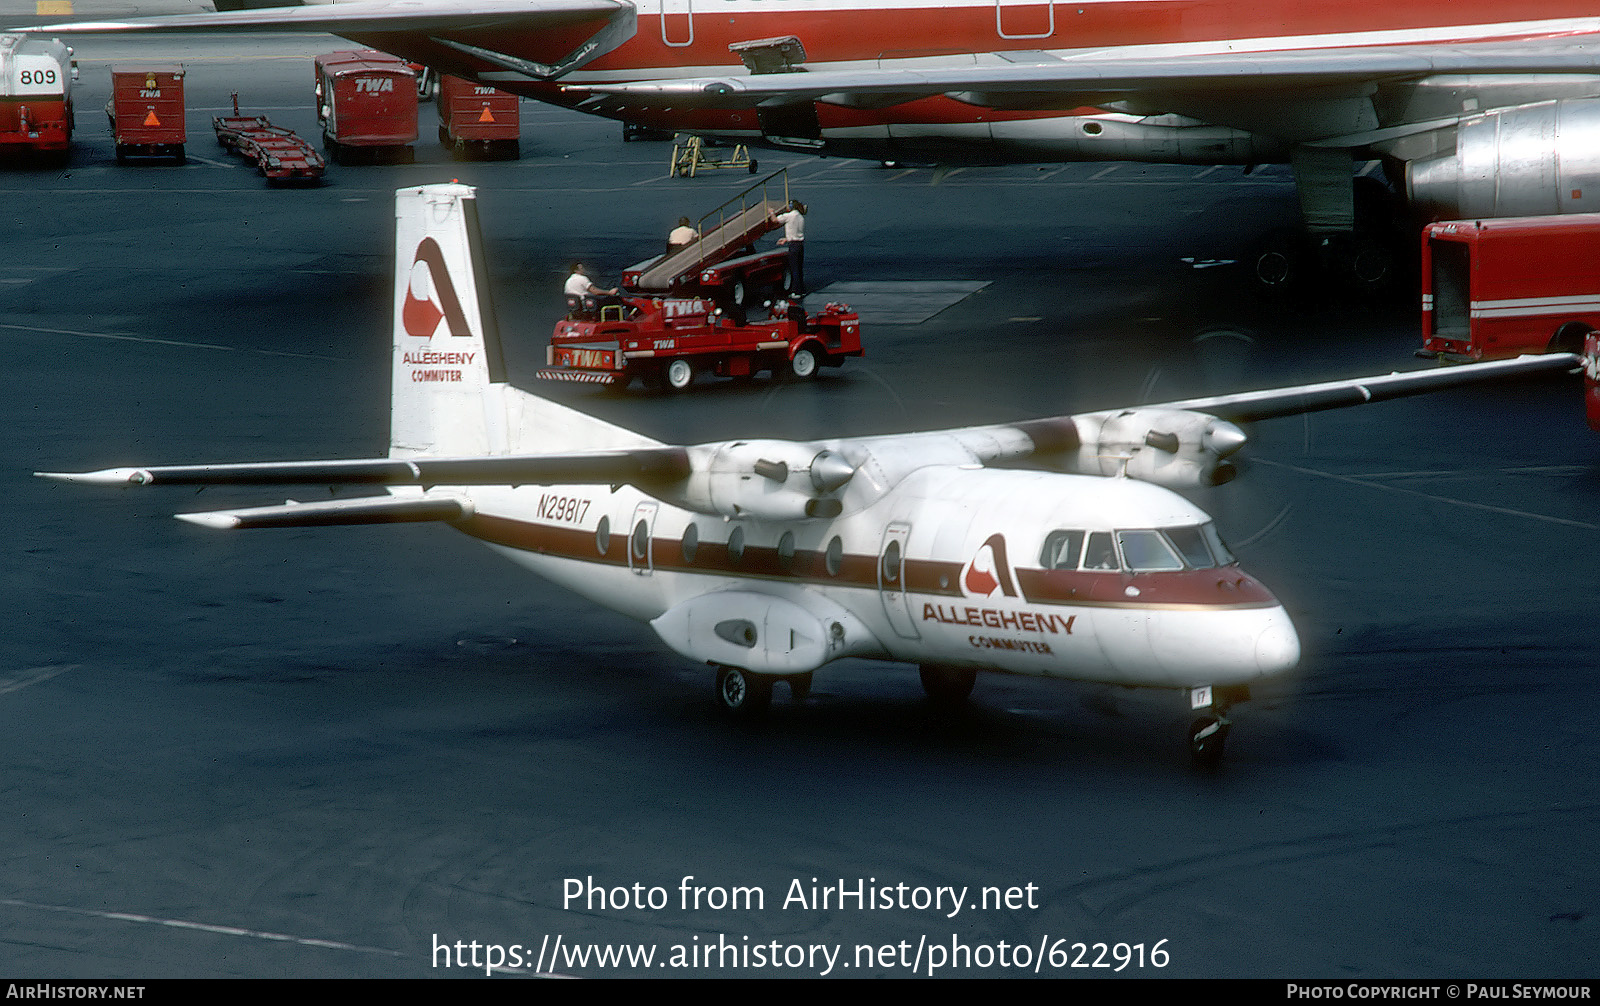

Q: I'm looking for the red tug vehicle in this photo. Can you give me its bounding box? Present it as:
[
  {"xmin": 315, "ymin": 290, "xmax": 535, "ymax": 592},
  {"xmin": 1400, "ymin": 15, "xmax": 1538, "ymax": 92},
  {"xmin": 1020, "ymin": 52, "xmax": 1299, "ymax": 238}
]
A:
[{"xmin": 540, "ymin": 172, "xmax": 863, "ymax": 390}]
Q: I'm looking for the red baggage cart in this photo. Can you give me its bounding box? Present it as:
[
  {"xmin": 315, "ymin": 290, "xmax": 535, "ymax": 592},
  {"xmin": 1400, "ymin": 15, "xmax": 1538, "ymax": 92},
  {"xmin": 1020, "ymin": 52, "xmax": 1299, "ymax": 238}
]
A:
[
  {"xmin": 437, "ymin": 74, "xmax": 519, "ymax": 160},
  {"xmin": 313, "ymin": 49, "xmax": 416, "ymax": 164},
  {"xmin": 106, "ymin": 64, "xmax": 185, "ymax": 164}
]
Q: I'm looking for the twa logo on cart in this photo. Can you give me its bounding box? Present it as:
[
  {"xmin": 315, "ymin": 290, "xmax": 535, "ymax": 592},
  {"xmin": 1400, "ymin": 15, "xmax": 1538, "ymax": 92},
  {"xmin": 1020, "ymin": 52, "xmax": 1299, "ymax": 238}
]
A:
[
  {"xmin": 402, "ymin": 238, "xmax": 473, "ymax": 340},
  {"xmin": 355, "ymin": 78, "xmax": 396, "ymax": 94}
]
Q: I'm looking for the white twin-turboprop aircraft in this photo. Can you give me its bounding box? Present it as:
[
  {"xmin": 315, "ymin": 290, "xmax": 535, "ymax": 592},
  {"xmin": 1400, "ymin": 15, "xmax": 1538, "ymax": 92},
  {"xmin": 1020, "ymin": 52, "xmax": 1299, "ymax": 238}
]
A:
[{"xmin": 40, "ymin": 184, "xmax": 1586, "ymax": 765}]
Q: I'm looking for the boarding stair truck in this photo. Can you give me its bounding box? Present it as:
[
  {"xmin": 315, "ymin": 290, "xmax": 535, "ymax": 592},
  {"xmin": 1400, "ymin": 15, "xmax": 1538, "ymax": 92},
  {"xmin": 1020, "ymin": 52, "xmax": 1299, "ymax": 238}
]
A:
[
  {"xmin": 106, "ymin": 64, "xmax": 185, "ymax": 164},
  {"xmin": 623, "ymin": 168, "xmax": 797, "ymax": 309},
  {"xmin": 437, "ymin": 75, "xmax": 519, "ymax": 159},
  {"xmin": 313, "ymin": 49, "xmax": 417, "ymax": 164},
  {"xmin": 542, "ymin": 171, "xmax": 862, "ymax": 390},
  {"xmin": 1422, "ymin": 215, "xmax": 1600, "ymax": 361},
  {"xmin": 0, "ymin": 34, "xmax": 75, "ymax": 163}
]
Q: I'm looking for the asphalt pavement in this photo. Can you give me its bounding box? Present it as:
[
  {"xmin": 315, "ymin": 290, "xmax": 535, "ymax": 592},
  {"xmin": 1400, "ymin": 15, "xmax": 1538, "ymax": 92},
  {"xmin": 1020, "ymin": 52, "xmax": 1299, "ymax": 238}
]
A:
[{"xmin": 1, "ymin": 32, "xmax": 1596, "ymax": 979}]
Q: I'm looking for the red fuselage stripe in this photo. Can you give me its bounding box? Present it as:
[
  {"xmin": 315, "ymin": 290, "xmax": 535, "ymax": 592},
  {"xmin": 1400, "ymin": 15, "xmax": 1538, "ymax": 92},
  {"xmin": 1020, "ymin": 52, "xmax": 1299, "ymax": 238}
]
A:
[{"xmin": 459, "ymin": 513, "xmax": 1279, "ymax": 610}]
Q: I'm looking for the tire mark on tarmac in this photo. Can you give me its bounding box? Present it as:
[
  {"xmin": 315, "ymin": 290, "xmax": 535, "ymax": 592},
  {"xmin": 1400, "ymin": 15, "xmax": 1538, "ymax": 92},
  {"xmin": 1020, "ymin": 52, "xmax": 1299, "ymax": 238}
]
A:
[
  {"xmin": 0, "ymin": 322, "xmax": 347, "ymax": 362},
  {"xmin": 0, "ymin": 665, "xmax": 75, "ymax": 696},
  {"xmin": 1063, "ymin": 803, "xmax": 1599, "ymax": 919},
  {"xmin": 0, "ymin": 898, "xmax": 403, "ymax": 959}
]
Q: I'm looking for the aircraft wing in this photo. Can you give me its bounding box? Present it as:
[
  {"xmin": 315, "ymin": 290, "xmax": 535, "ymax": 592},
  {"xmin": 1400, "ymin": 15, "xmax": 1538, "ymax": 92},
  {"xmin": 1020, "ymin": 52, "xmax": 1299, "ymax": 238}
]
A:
[
  {"xmin": 37, "ymin": 353, "xmax": 1584, "ymax": 517},
  {"xmin": 570, "ymin": 37, "xmax": 1600, "ymax": 127},
  {"xmin": 19, "ymin": 0, "xmax": 637, "ymax": 79},
  {"xmin": 37, "ymin": 448, "xmax": 690, "ymax": 489},
  {"xmin": 1140, "ymin": 351, "xmax": 1587, "ymax": 424},
  {"xmin": 851, "ymin": 351, "xmax": 1585, "ymax": 468}
]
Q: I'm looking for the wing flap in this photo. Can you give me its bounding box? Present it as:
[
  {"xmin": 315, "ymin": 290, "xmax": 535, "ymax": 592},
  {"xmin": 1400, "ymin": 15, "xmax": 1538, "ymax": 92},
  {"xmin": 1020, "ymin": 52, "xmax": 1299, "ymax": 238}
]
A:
[
  {"xmin": 18, "ymin": 0, "xmax": 625, "ymax": 33},
  {"xmin": 176, "ymin": 495, "xmax": 470, "ymax": 530},
  {"xmin": 18, "ymin": 0, "xmax": 638, "ymax": 80}
]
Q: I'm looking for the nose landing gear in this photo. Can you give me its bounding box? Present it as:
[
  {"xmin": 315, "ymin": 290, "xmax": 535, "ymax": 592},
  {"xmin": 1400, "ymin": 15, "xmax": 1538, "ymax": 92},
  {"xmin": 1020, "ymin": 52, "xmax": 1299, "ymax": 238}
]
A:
[
  {"xmin": 1188, "ymin": 713, "xmax": 1232, "ymax": 767},
  {"xmin": 1187, "ymin": 684, "xmax": 1251, "ymax": 768}
]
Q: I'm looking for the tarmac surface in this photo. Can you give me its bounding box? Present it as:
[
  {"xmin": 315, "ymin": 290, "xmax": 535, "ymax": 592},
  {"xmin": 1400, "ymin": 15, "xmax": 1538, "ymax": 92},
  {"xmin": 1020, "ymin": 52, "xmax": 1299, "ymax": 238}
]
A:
[{"xmin": 3, "ymin": 32, "xmax": 1598, "ymax": 979}]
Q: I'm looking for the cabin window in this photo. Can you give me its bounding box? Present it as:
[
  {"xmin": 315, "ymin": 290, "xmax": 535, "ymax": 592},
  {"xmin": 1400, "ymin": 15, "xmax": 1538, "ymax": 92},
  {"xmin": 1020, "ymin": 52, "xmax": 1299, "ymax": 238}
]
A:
[
  {"xmin": 1118, "ymin": 530, "xmax": 1185, "ymax": 572},
  {"xmin": 727, "ymin": 526, "xmax": 746, "ymax": 563},
  {"xmin": 777, "ymin": 531, "xmax": 796, "ymax": 572},
  {"xmin": 1040, "ymin": 529, "xmax": 1085, "ymax": 570},
  {"xmin": 1082, "ymin": 531, "xmax": 1120, "ymax": 571},
  {"xmin": 681, "ymin": 522, "xmax": 699, "ymax": 564},
  {"xmin": 631, "ymin": 520, "xmax": 650, "ymax": 561},
  {"xmin": 825, "ymin": 536, "xmax": 843, "ymax": 576},
  {"xmin": 595, "ymin": 515, "xmax": 611, "ymax": 556}
]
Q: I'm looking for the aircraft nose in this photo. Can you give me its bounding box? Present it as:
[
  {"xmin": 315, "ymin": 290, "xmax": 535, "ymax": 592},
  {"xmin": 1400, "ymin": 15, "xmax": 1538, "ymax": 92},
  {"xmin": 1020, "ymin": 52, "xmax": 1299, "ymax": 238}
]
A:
[{"xmin": 1255, "ymin": 614, "xmax": 1300, "ymax": 675}]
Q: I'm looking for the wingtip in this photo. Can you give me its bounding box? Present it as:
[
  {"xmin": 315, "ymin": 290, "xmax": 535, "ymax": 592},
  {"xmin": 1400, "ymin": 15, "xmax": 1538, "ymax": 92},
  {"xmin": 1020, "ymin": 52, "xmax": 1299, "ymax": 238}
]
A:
[
  {"xmin": 174, "ymin": 511, "xmax": 242, "ymax": 530},
  {"xmin": 34, "ymin": 467, "xmax": 151, "ymax": 486}
]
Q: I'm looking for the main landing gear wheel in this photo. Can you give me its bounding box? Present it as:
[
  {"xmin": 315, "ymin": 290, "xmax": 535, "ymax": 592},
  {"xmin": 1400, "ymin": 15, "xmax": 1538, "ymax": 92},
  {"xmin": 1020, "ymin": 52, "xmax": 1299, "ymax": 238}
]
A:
[
  {"xmin": 665, "ymin": 358, "xmax": 694, "ymax": 391},
  {"xmin": 715, "ymin": 666, "xmax": 772, "ymax": 717},
  {"xmin": 787, "ymin": 672, "xmax": 813, "ymax": 701},
  {"xmin": 1189, "ymin": 715, "xmax": 1231, "ymax": 768},
  {"xmin": 919, "ymin": 664, "xmax": 976, "ymax": 706}
]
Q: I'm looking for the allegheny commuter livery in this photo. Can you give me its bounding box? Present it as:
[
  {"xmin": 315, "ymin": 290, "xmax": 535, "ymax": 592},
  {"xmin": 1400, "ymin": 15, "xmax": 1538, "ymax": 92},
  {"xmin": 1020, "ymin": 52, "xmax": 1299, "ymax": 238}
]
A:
[{"xmin": 39, "ymin": 184, "xmax": 1589, "ymax": 766}]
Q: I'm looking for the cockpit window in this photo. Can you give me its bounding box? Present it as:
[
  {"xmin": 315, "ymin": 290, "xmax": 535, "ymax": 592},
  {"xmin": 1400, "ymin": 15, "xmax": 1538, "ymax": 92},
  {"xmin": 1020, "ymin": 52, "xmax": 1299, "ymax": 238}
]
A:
[
  {"xmin": 1038, "ymin": 522, "xmax": 1236, "ymax": 573},
  {"xmin": 1203, "ymin": 523, "xmax": 1236, "ymax": 566},
  {"xmin": 1040, "ymin": 529, "xmax": 1085, "ymax": 570},
  {"xmin": 1165, "ymin": 525, "xmax": 1217, "ymax": 569},
  {"xmin": 1082, "ymin": 532, "xmax": 1120, "ymax": 571},
  {"xmin": 1117, "ymin": 530, "xmax": 1185, "ymax": 572}
]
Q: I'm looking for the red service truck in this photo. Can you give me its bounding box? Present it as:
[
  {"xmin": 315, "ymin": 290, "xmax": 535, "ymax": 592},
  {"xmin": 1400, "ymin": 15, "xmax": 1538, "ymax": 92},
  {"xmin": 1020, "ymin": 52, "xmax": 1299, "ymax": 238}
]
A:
[
  {"xmin": 1422, "ymin": 214, "xmax": 1600, "ymax": 361},
  {"xmin": 0, "ymin": 35, "xmax": 75, "ymax": 162},
  {"xmin": 106, "ymin": 65, "xmax": 185, "ymax": 164},
  {"xmin": 437, "ymin": 75, "xmax": 519, "ymax": 159},
  {"xmin": 313, "ymin": 50, "xmax": 417, "ymax": 164},
  {"xmin": 542, "ymin": 172, "xmax": 863, "ymax": 390}
]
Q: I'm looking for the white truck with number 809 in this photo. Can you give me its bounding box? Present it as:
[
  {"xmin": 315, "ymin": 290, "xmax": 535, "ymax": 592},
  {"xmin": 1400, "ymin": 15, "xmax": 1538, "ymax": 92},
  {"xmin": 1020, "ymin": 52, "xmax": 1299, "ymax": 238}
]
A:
[{"xmin": 0, "ymin": 34, "xmax": 74, "ymax": 162}]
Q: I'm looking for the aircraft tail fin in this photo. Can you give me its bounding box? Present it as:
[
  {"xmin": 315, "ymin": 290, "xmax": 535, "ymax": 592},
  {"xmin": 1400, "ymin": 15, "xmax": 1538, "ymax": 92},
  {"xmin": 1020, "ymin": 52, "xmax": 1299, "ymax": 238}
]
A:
[{"xmin": 390, "ymin": 183, "xmax": 659, "ymax": 459}]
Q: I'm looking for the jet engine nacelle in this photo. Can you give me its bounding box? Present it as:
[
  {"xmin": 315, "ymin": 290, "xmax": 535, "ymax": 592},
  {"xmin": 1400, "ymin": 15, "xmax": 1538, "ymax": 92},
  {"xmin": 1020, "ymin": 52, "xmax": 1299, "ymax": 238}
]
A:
[
  {"xmin": 1070, "ymin": 408, "xmax": 1247, "ymax": 488},
  {"xmin": 670, "ymin": 439, "xmax": 856, "ymax": 520},
  {"xmin": 1407, "ymin": 98, "xmax": 1600, "ymax": 220}
]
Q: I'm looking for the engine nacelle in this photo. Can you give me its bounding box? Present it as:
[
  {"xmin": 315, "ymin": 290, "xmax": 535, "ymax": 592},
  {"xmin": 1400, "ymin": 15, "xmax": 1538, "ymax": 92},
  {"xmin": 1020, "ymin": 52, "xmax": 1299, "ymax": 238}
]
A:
[
  {"xmin": 1069, "ymin": 408, "xmax": 1247, "ymax": 488},
  {"xmin": 669, "ymin": 439, "xmax": 856, "ymax": 520},
  {"xmin": 1407, "ymin": 98, "xmax": 1600, "ymax": 219}
]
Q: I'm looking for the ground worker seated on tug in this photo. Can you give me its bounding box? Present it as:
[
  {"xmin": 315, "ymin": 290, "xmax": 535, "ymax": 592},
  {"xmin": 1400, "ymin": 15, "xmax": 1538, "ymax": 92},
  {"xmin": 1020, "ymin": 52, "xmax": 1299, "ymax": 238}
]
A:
[{"xmin": 564, "ymin": 262, "xmax": 624, "ymax": 319}]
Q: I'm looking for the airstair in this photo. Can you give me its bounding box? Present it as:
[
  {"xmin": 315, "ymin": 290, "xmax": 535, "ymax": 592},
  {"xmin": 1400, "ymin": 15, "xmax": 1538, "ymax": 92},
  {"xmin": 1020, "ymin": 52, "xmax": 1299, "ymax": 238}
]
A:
[{"xmin": 625, "ymin": 168, "xmax": 792, "ymax": 294}]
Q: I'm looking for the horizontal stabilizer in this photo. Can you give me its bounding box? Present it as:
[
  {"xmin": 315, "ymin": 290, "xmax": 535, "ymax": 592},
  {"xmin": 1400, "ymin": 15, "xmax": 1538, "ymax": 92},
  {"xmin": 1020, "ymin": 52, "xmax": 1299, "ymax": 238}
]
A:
[
  {"xmin": 175, "ymin": 495, "xmax": 470, "ymax": 530},
  {"xmin": 37, "ymin": 448, "xmax": 691, "ymax": 489}
]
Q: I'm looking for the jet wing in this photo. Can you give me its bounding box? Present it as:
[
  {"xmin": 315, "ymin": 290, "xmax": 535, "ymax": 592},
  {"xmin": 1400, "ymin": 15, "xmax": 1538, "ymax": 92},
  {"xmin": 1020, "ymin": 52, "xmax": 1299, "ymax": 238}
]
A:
[
  {"xmin": 20, "ymin": 0, "xmax": 637, "ymax": 80},
  {"xmin": 570, "ymin": 37, "xmax": 1600, "ymax": 120}
]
